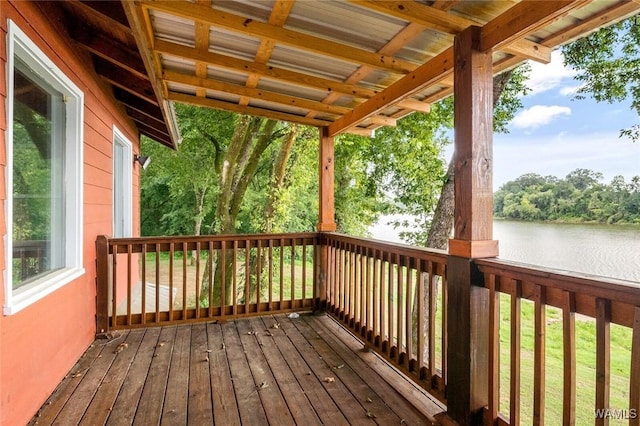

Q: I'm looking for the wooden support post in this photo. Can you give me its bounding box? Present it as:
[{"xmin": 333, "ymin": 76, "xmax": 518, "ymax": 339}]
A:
[
  {"xmin": 95, "ymin": 235, "xmax": 110, "ymax": 336},
  {"xmin": 317, "ymin": 127, "xmax": 336, "ymax": 311},
  {"xmin": 446, "ymin": 26, "xmax": 497, "ymax": 426},
  {"xmin": 317, "ymin": 126, "xmax": 336, "ymax": 232}
]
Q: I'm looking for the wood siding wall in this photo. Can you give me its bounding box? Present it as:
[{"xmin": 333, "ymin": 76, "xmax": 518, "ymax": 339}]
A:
[{"xmin": 0, "ymin": 3, "xmax": 141, "ymax": 425}]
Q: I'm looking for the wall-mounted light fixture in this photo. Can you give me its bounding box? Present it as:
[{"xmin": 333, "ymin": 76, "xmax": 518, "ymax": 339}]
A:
[{"xmin": 134, "ymin": 154, "xmax": 151, "ymax": 170}]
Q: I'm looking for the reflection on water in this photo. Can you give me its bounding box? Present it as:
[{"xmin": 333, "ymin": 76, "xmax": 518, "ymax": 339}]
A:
[{"xmin": 494, "ymin": 220, "xmax": 640, "ymax": 283}]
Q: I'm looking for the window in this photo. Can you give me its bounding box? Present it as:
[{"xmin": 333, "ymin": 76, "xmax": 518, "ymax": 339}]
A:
[
  {"xmin": 4, "ymin": 20, "xmax": 84, "ymax": 314},
  {"xmin": 113, "ymin": 127, "xmax": 132, "ymax": 238}
]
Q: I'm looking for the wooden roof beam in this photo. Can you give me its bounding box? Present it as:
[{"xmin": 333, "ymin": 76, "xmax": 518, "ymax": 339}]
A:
[
  {"xmin": 168, "ymin": 91, "xmax": 334, "ymax": 127},
  {"xmin": 142, "ymin": 0, "xmax": 418, "ymax": 75},
  {"xmin": 327, "ymin": 47, "xmax": 453, "ymax": 136},
  {"xmin": 353, "ymin": 0, "xmax": 551, "ymax": 63},
  {"xmin": 480, "ymin": 0, "xmax": 591, "ymax": 53}
]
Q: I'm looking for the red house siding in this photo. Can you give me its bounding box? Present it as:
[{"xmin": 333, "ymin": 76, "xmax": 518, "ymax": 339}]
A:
[{"xmin": 0, "ymin": 3, "xmax": 141, "ymax": 425}]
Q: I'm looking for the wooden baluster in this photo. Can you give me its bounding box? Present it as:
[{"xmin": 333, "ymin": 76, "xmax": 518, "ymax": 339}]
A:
[
  {"xmin": 279, "ymin": 238, "xmax": 284, "ymax": 309},
  {"xmin": 156, "ymin": 243, "xmax": 161, "ymax": 323},
  {"xmin": 256, "ymin": 240, "xmax": 262, "ymax": 311},
  {"xmin": 233, "ymin": 240, "xmax": 238, "ymax": 316},
  {"xmin": 487, "ymin": 274, "xmax": 499, "ymax": 424},
  {"xmin": 208, "ymin": 242, "xmax": 214, "ymax": 317},
  {"xmin": 562, "ymin": 291, "xmax": 576, "ymax": 425},
  {"xmin": 629, "ymin": 307, "xmax": 640, "ymax": 426},
  {"xmin": 169, "ymin": 243, "xmax": 174, "ymax": 322},
  {"xmin": 388, "ymin": 251, "xmax": 395, "ymax": 358},
  {"xmin": 441, "ymin": 274, "xmax": 448, "ymax": 393},
  {"xmin": 245, "ymin": 239, "xmax": 250, "ymax": 313},
  {"xmin": 417, "ymin": 262, "xmax": 425, "ymax": 377},
  {"xmin": 510, "ymin": 280, "xmax": 522, "ymax": 426},
  {"xmin": 302, "ymin": 240, "xmax": 308, "ymax": 307},
  {"xmin": 221, "ymin": 240, "xmax": 226, "ymax": 316},
  {"xmin": 359, "ymin": 246, "xmax": 365, "ymax": 334},
  {"xmin": 182, "ymin": 242, "xmax": 187, "ymax": 319},
  {"xmin": 533, "ymin": 285, "xmax": 546, "ymax": 426},
  {"xmin": 380, "ymin": 252, "xmax": 387, "ymax": 352},
  {"xmin": 112, "ymin": 243, "xmax": 118, "ymax": 327},
  {"xmin": 141, "ymin": 244, "xmax": 147, "ymax": 325},
  {"xmin": 126, "ymin": 244, "xmax": 132, "ymax": 326},
  {"xmin": 373, "ymin": 250, "xmax": 380, "ymax": 347},
  {"xmin": 268, "ymin": 239, "xmax": 273, "ymax": 312},
  {"xmin": 195, "ymin": 242, "xmax": 201, "ymax": 319},
  {"xmin": 396, "ymin": 252, "xmax": 404, "ymax": 363},
  {"xmin": 595, "ymin": 298, "xmax": 610, "ymax": 426},
  {"xmin": 365, "ymin": 250, "xmax": 371, "ymax": 340},
  {"xmin": 349, "ymin": 245, "xmax": 355, "ymax": 326},
  {"xmin": 428, "ymin": 264, "xmax": 436, "ymax": 383},
  {"xmin": 291, "ymin": 239, "xmax": 296, "ymax": 308},
  {"xmin": 405, "ymin": 256, "xmax": 413, "ymax": 368}
]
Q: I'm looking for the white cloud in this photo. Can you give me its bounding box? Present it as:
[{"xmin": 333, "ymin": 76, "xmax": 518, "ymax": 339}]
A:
[
  {"xmin": 527, "ymin": 50, "xmax": 577, "ymax": 95},
  {"xmin": 559, "ymin": 84, "xmax": 583, "ymax": 96},
  {"xmin": 511, "ymin": 105, "xmax": 571, "ymax": 129}
]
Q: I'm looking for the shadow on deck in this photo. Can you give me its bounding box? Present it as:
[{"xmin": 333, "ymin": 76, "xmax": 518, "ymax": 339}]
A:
[{"xmin": 30, "ymin": 313, "xmax": 445, "ymax": 425}]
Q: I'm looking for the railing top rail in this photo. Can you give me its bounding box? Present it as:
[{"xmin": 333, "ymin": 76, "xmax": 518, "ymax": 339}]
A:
[
  {"xmin": 476, "ymin": 257, "xmax": 640, "ymax": 306},
  {"xmin": 321, "ymin": 232, "xmax": 448, "ymax": 264},
  {"xmin": 102, "ymin": 232, "xmax": 319, "ymax": 245}
]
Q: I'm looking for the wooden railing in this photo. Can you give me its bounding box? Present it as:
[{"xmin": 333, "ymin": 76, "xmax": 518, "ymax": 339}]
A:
[
  {"xmin": 476, "ymin": 258, "xmax": 640, "ymax": 426},
  {"xmin": 13, "ymin": 239, "xmax": 47, "ymax": 282},
  {"xmin": 321, "ymin": 233, "xmax": 449, "ymax": 403},
  {"xmin": 96, "ymin": 233, "xmax": 318, "ymax": 331},
  {"xmin": 95, "ymin": 232, "xmax": 640, "ymax": 425}
]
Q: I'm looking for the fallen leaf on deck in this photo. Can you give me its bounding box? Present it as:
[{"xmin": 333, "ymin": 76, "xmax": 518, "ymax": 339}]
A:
[
  {"xmin": 333, "ymin": 364, "xmax": 345, "ymax": 370},
  {"xmin": 366, "ymin": 411, "xmax": 377, "ymax": 419},
  {"xmin": 158, "ymin": 342, "xmax": 165, "ymax": 347},
  {"xmin": 204, "ymin": 356, "xmax": 209, "ymax": 362},
  {"xmin": 247, "ymin": 331, "xmax": 255, "ymax": 335},
  {"xmin": 272, "ymin": 323, "xmax": 280, "ymax": 329},
  {"xmin": 114, "ymin": 342, "xmax": 128, "ymax": 354},
  {"xmin": 323, "ymin": 377, "xmax": 335, "ymax": 383},
  {"xmin": 366, "ymin": 397, "xmax": 373, "ymax": 403},
  {"xmin": 258, "ymin": 382, "xmax": 269, "ymax": 389},
  {"xmin": 204, "ymin": 349, "xmax": 212, "ymax": 353},
  {"xmin": 221, "ymin": 344, "xmax": 226, "ymax": 349}
]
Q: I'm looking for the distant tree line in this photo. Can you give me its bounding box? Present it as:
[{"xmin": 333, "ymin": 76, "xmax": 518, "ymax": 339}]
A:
[{"xmin": 494, "ymin": 169, "xmax": 640, "ymax": 224}]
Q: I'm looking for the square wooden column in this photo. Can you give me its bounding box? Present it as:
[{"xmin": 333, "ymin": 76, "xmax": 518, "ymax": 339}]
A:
[
  {"xmin": 446, "ymin": 26, "xmax": 497, "ymax": 425},
  {"xmin": 316, "ymin": 127, "xmax": 336, "ymax": 311},
  {"xmin": 317, "ymin": 126, "xmax": 337, "ymax": 232}
]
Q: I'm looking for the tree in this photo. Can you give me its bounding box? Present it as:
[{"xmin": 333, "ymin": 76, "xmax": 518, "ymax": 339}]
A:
[{"xmin": 562, "ymin": 14, "xmax": 640, "ymax": 141}]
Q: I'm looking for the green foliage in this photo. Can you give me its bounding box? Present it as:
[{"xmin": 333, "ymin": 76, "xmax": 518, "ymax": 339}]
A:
[
  {"xmin": 562, "ymin": 15, "xmax": 640, "ymax": 141},
  {"xmin": 495, "ymin": 169, "xmax": 640, "ymax": 224}
]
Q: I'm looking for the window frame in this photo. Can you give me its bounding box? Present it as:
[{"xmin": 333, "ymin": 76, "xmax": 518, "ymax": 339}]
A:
[
  {"xmin": 4, "ymin": 20, "xmax": 84, "ymax": 315},
  {"xmin": 112, "ymin": 126, "xmax": 133, "ymax": 238}
]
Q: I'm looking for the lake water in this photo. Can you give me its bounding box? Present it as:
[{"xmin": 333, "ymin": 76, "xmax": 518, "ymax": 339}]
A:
[
  {"xmin": 493, "ymin": 220, "xmax": 640, "ymax": 283},
  {"xmin": 371, "ymin": 218, "xmax": 640, "ymax": 283}
]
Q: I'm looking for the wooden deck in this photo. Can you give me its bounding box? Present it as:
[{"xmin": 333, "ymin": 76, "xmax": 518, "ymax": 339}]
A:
[{"xmin": 30, "ymin": 313, "xmax": 444, "ymax": 425}]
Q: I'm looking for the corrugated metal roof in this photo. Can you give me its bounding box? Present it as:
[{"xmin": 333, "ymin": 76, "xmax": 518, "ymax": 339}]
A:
[{"xmin": 119, "ymin": 0, "xmax": 640, "ymax": 138}]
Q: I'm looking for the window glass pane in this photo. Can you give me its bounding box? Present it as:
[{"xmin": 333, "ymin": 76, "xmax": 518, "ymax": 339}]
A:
[{"xmin": 12, "ymin": 60, "xmax": 65, "ymax": 288}]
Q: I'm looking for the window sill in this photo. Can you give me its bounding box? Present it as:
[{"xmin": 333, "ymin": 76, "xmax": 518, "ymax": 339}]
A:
[{"xmin": 3, "ymin": 267, "xmax": 86, "ymax": 315}]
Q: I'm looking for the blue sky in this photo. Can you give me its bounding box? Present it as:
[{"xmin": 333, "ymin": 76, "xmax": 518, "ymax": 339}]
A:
[{"xmin": 490, "ymin": 50, "xmax": 640, "ymax": 190}]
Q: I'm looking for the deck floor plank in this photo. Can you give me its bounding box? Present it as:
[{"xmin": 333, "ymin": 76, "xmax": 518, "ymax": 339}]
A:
[
  {"xmin": 307, "ymin": 314, "xmax": 437, "ymax": 425},
  {"xmin": 79, "ymin": 329, "xmax": 146, "ymax": 426},
  {"xmin": 206, "ymin": 322, "xmax": 242, "ymax": 425},
  {"xmin": 259, "ymin": 316, "xmax": 350, "ymax": 425},
  {"xmin": 221, "ymin": 320, "xmax": 270, "ymax": 425},
  {"xmin": 290, "ymin": 315, "xmax": 406, "ymax": 425},
  {"xmin": 107, "ymin": 327, "xmax": 162, "ymax": 426},
  {"xmin": 249, "ymin": 317, "xmax": 323, "ymax": 426},
  {"xmin": 31, "ymin": 314, "xmax": 435, "ymax": 425},
  {"xmin": 161, "ymin": 324, "xmax": 192, "ymax": 425},
  {"xmin": 187, "ymin": 323, "xmax": 215, "ymax": 424},
  {"xmin": 277, "ymin": 315, "xmax": 376, "ymax": 425},
  {"xmin": 29, "ymin": 337, "xmax": 113, "ymax": 425},
  {"xmin": 236, "ymin": 318, "xmax": 296, "ymax": 425},
  {"xmin": 132, "ymin": 326, "xmax": 176, "ymax": 426},
  {"xmin": 52, "ymin": 333, "xmax": 125, "ymax": 425}
]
